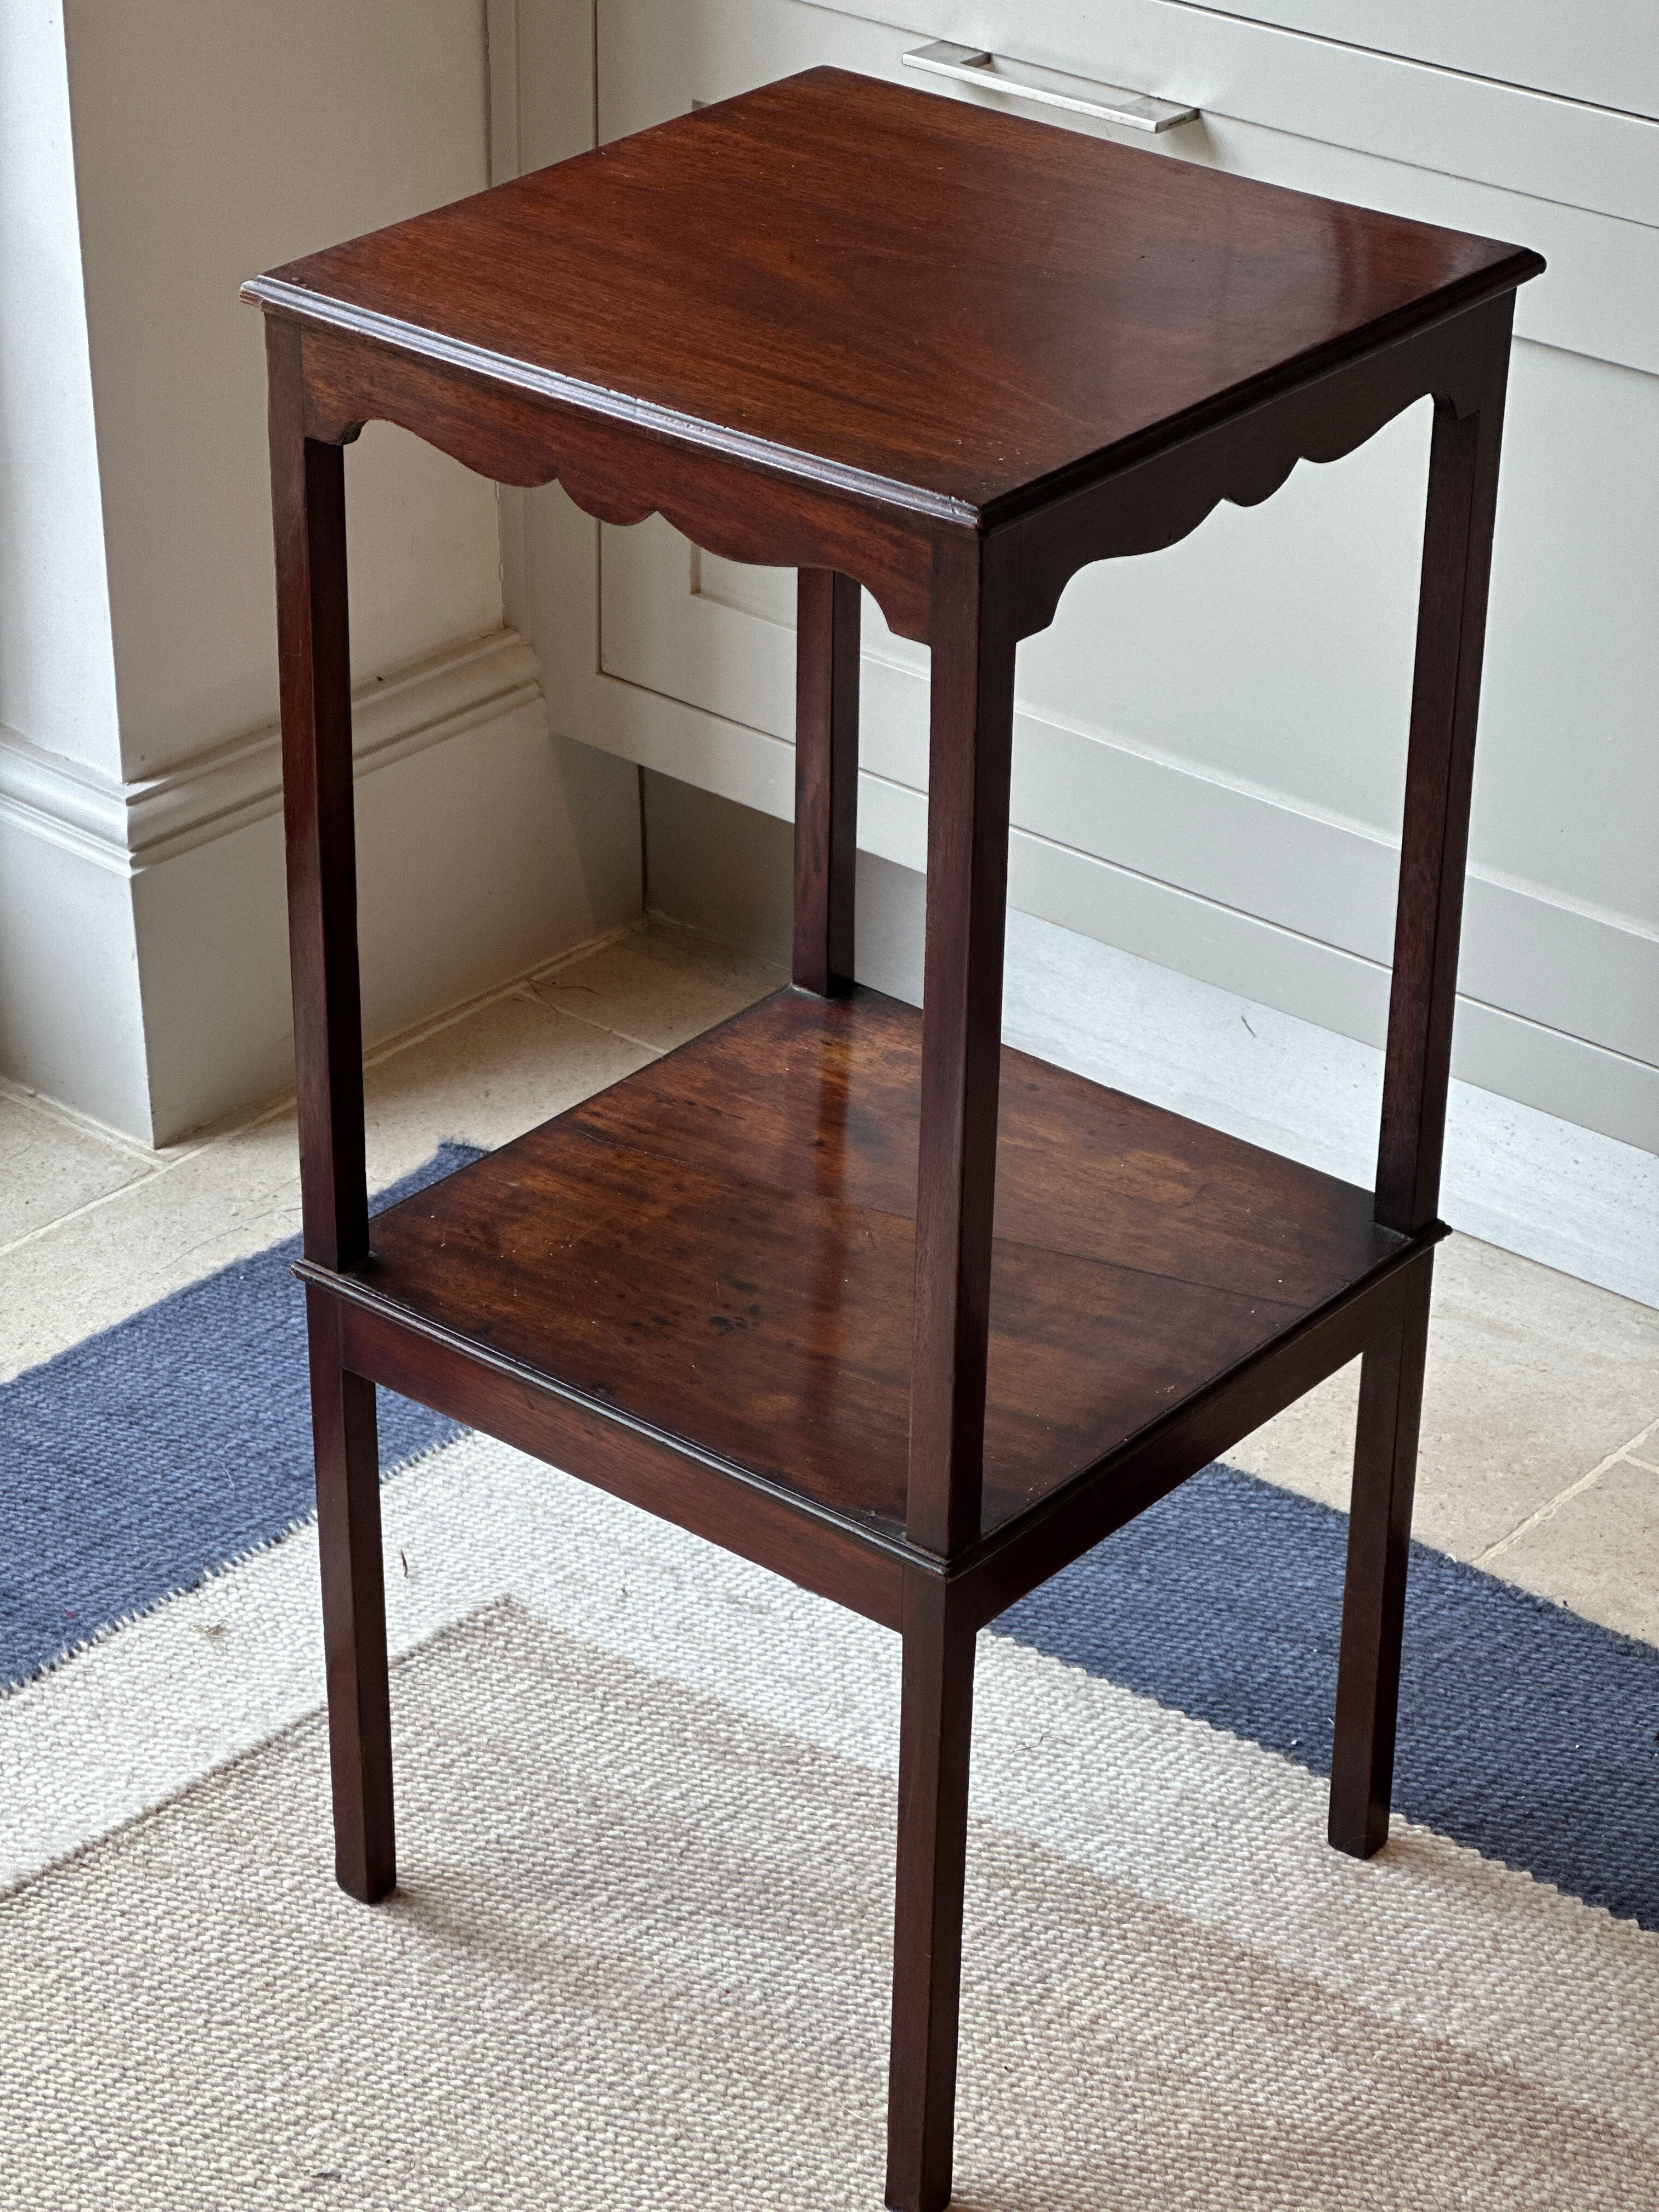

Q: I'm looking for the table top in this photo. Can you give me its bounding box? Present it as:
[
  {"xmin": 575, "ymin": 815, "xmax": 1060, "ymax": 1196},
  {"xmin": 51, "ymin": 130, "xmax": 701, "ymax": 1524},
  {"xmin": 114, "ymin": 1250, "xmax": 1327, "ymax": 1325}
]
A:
[{"xmin": 249, "ymin": 66, "xmax": 1541, "ymax": 523}]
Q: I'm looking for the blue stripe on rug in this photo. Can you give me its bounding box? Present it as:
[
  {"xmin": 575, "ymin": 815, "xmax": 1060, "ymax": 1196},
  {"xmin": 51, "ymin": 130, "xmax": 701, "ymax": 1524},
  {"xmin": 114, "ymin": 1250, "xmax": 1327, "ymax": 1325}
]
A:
[
  {"xmin": 991, "ymin": 1462, "xmax": 1659, "ymax": 1931},
  {"xmin": 8, "ymin": 1171, "xmax": 1657, "ymax": 1935},
  {"xmin": 0, "ymin": 1147, "xmax": 479, "ymax": 1691}
]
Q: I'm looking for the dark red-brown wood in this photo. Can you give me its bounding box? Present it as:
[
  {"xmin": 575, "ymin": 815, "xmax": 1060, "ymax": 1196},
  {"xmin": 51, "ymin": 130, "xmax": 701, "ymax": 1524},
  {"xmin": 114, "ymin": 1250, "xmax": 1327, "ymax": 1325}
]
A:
[
  {"xmin": 793, "ymin": 569, "xmax": 861, "ymax": 995},
  {"xmin": 243, "ymin": 69, "xmax": 1541, "ymax": 644},
  {"xmin": 887, "ymin": 1571, "xmax": 977, "ymax": 2212},
  {"xmin": 306, "ymin": 1288, "xmax": 395, "ymax": 1902},
  {"xmin": 908, "ymin": 538, "xmax": 1020, "ymax": 1554},
  {"xmin": 1328, "ymin": 329, "xmax": 1515, "ymax": 1859},
  {"xmin": 340, "ymin": 986, "xmax": 1406, "ymax": 1539},
  {"xmin": 334, "ymin": 1291, "xmax": 910, "ymax": 1629},
  {"xmin": 267, "ymin": 320, "xmax": 369, "ymax": 1273},
  {"xmin": 250, "ymin": 65, "xmax": 1540, "ymax": 2209},
  {"xmin": 308, "ymin": 1070, "xmax": 1437, "ymax": 1635},
  {"xmin": 1375, "ymin": 363, "xmax": 1512, "ymax": 1237},
  {"xmin": 960, "ymin": 1235, "xmax": 1434, "ymax": 1631},
  {"xmin": 1329, "ymin": 1261, "xmax": 1437, "ymax": 1855},
  {"xmin": 249, "ymin": 69, "xmax": 1536, "ymax": 521}
]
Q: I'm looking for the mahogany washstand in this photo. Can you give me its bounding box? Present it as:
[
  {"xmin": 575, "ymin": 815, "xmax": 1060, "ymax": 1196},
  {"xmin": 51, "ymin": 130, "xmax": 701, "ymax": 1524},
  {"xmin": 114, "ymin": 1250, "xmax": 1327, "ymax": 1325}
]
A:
[{"xmin": 245, "ymin": 68, "xmax": 1542, "ymax": 2212}]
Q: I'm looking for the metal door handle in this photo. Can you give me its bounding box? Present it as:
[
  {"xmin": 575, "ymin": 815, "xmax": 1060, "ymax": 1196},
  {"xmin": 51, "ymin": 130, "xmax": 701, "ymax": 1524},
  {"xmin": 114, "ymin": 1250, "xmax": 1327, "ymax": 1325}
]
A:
[{"xmin": 902, "ymin": 40, "xmax": 1197, "ymax": 136}]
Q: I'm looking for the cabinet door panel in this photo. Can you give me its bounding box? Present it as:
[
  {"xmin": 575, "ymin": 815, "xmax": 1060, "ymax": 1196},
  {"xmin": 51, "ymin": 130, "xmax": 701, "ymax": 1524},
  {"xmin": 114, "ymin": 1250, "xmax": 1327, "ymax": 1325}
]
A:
[
  {"xmin": 604, "ymin": 1, "xmax": 1659, "ymax": 374},
  {"xmin": 587, "ymin": 0, "xmax": 1659, "ymax": 1148},
  {"xmin": 1098, "ymin": 0, "xmax": 1659, "ymax": 123},
  {"xmin": 794, "ymin": 0, "xmax": 1659, "ymax": 230}
]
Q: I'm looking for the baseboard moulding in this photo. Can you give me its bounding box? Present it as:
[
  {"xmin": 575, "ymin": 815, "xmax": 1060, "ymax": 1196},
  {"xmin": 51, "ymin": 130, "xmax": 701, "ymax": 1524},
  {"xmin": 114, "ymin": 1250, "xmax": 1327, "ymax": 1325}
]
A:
[{"xmin": 0, "ymin": 628, "xmax": 642, "ymax": 1146}]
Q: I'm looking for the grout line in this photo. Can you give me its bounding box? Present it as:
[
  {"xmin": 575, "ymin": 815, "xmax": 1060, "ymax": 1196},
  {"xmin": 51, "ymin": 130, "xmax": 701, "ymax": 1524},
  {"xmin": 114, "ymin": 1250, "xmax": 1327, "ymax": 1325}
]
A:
[
  {"xmin": 0, "ymin": 911, "xmax": 763, "ymax": 1271},
  {"xmin": 1474, "ymin": 1458, "xmax": 1626, "ymax": 1565},
  {"xmin": 641, "ymin": 902, "xmax": 794, "ymax": 977},
  {"xmin": 528, "ymin": 963, "xmax": 783, "ymax": 1062},
  {"xmin": 524, "ymin": 994, "xmax": 672, "ymax": 1060},
  {"xmin": 1626, "ymin": 1453, "xmax": 1659, "ymax": 1475},
  {"xmin": 363, "ymin": 921, "xmax": 644, "ymax": 1070},
  {"xmin": 1474, "ymin": 1415, "xmax": 1659, "ymax": 1565},
  {"xmin": 0, "ymin": 1162, "xmax": 174, "ymax": 1264},
  {"xmin": 0, "ymin": 1079, "xmax": 163, "ymax": 1168},
  {"xmin": 360, "ymin": 983, "xmax": 544, "ymax": 1073},
  {"xmin": 0, "ymin": 921, "xmax": 651, "ymax": 1266},
  {"xmin": 0, "ymin": 1119, "xmax": 245, "ymax": 1265}
]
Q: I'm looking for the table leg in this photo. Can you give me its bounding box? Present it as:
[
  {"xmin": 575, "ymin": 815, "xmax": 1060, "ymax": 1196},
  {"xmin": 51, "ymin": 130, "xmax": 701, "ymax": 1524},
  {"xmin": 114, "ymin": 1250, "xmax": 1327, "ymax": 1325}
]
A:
[
  {"xmin": 907, "ymin": 535, "xmax": 1018, "ymax": 1557},
  {"xmin": 886, "ymin": 1571, "xmax": 976, "ymax": 2212},
  {"xmin": 1334, "ymin": 326, "xmax": 1511, "ymax": 1858},
  {"xmin": 887, "ymin": 534, "xmax": 1016, "ymax": 2207},
  {"xmin": 266, "ymin": 317, "xmax": 369, "ymax": 1274},
  {"xmin": 1374, "ymin": 376, "xmax": 1510, "ymax": 1240},
  {"xmin": 268, "ymin": 319, "xmax": 390, "ymax": 1898},
  {"xmin": 793, "ymin": 569, "xmax": 861, "ymax": 995},
  {"xmin": 307, "ymin": 1289, "xmax": 396, "ymax": 1901},
  {"xmin": 1329, "ymin": 1260, "xmax": 1434, "ymax": 1857}
]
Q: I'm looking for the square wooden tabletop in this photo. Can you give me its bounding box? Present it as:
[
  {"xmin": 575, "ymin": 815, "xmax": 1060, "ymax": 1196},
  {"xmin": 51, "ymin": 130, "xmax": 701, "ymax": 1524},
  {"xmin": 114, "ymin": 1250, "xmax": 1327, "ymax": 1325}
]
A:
[{"xmin": 249, "ymin": 66, "xmax": 1541, "ymax": 526}]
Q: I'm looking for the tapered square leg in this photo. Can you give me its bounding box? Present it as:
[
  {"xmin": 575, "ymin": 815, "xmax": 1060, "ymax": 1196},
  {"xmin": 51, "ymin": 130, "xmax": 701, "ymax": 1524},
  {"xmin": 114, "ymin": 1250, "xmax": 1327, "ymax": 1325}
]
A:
[
  {"xmin": 271, "ymin": 324, "xmax": 388, "ymax": 1900},
  {"xmin": 1328, "ymin": 1260, "xmax": 1434, "ymax": 1858},
  {"xmin": 1338, "ymin": 345, "xmax": 1510, "ymax": 1858},
  {"xmin": 307, "ymin": 1287, "xmax": 396, "ymax": 1901},
  {"xmin": 887, "ymin": 1573, "xmax": 976, "ymax": 2212}
]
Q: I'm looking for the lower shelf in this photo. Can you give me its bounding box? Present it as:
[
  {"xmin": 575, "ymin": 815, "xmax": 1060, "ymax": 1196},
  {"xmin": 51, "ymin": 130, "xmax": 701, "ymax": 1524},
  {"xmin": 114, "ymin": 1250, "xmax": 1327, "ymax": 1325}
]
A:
[{"xmin": 337, "ymin": 985, "xmax": 1403, "ymax": 1542}]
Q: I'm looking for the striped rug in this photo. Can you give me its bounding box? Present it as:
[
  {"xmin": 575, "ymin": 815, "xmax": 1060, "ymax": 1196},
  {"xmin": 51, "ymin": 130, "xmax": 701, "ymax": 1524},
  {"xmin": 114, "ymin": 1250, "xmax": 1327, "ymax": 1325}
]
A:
[{"xmin": 2, "ymin": 1154, "xmax": 1655, "ymax": 2205}]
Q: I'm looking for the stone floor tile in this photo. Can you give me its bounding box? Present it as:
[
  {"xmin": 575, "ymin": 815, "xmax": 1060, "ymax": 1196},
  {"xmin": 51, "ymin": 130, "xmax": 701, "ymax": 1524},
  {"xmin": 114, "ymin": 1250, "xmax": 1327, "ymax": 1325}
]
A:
[
  {"xmin": 531, "ymin": 917, "xmax": 783, "ymax": 1053},
  {"xmin": 363, "ymin": 986, "xmax": 653, "ymax": 1180},
  {"xmin": 0, "ymin": 1096, "xmax": 149, "ymax": 1252},
  {"xmin": 1492, "ymin": 1457, "xmax": 1659, "ymax": 1646},
  {"xmin": 0, "ymin": 985, "xmax": 651, "ymax": 1383},
  {"xmin": 1227, "ymin": 1233, "xmax": 1659, "ymax": 1566},
  {"xmin": 0, "ymin": 1110, "xmax": 298, "ymax": 1385}
]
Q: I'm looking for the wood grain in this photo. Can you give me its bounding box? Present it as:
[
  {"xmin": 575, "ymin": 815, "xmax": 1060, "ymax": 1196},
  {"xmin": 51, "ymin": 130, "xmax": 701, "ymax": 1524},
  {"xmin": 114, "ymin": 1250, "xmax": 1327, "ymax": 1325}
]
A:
[
  {"xmin": 247, "ymin": 68, "xmax": 1539, "ymax": 521},
  {"xmin": 959, "ymin": 1235, "xmax": 1434, "ymax": 1628},
  {"xmin": 348, "ymin": 988, "xmax": 1404, "ymax": 1543},
  {"xmin": 332, "ymin": 1294, "xmax": 909, "ymax": 1630},
  {"xmin": 246, "ymin": 72, "xmax": 1540, "ymax": 646},
  {"xmin": 292, "ymin": 321, "xmax": 943, "ymax": 641}
]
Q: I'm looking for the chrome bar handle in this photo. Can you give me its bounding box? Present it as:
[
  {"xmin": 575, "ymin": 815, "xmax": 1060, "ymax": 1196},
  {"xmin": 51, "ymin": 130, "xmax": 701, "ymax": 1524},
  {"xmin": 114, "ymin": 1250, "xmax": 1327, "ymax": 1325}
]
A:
[{"xmin": 902, "ymin": 40, "xmax": 1197, "ymax": 136}]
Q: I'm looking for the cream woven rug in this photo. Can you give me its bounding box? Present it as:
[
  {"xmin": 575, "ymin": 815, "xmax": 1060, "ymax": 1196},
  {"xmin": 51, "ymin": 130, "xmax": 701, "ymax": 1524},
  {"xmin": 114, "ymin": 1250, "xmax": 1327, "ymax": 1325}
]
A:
[{"xmin": 2, "ymin": 1491, "xmax": 1654, "ymax": 2210}]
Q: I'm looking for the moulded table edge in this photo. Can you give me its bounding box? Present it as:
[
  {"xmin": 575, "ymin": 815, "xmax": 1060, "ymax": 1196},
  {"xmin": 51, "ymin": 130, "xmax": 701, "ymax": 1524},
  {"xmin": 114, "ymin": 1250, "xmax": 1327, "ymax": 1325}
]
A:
[
  {"xmin": 241, "ymin": 276, "xmax": 981, "ymax": 529},
  {"xmin": 975, "ymin": 257, "xmax": 1543, "ymax": 529}
]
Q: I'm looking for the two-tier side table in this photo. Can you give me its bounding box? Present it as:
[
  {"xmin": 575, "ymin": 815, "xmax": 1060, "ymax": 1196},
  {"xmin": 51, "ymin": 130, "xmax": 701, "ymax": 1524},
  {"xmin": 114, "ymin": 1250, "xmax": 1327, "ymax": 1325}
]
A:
[{"xmin": 245, "ymin": 68, "xmax": 1541, "ymax": 2212}]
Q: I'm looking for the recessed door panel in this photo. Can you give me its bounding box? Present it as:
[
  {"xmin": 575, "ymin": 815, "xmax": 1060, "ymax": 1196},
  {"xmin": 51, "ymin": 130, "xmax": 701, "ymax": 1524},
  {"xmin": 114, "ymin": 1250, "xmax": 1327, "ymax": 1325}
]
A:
[{"xmin": 583, "ymin": 0, "xmax": 1659, "ymax": 1144}]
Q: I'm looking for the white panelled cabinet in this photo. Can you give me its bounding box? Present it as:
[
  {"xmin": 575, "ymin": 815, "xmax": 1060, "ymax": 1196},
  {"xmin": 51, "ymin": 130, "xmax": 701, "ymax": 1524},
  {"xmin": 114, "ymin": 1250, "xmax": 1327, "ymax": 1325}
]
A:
[{"xmin": 509, "ymin": 0, "xmax": 1659, "ymax": 1155}]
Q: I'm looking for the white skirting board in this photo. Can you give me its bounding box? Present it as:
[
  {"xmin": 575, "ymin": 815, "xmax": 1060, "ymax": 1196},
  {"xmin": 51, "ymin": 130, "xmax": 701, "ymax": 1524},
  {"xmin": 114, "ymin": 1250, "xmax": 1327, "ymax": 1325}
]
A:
[
  {"xmin": 642, "ymin": 770, "xmax": 1659, "ymax": 1310},
  {"xmin": 0, "ymin": 629, "xmax": 641, "ymax": 1146}
]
